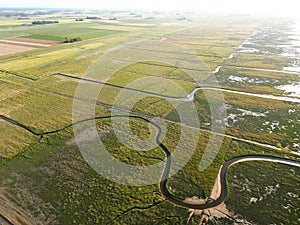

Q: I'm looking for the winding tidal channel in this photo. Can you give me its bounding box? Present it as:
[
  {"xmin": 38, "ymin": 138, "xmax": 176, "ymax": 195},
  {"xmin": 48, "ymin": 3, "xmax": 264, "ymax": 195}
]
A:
[
  {"xmin": 1, "ymin": 67, "xmax": 300, "ymax": 224},
  {"xmin": 142, "ymin": 117, "xmax": 300, "ymax": 210},
  {"xmin": 1, "ymin": 114, "xmax": 300, "ymax": 213},
  {"xmin": 1, "ymin": 21, "xmax": 300, "ymax": 225}
]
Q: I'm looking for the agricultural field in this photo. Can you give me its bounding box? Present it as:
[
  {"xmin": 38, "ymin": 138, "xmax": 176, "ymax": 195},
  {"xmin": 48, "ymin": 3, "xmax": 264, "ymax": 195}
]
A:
[
  {"xmin": 0, "ymin": 8, "xmax": 299, "ymax": 225},
  {"xmin": 0, "ymin": 21, "xmax": 125, "ymax": 40},
  {"xmin": 0, "ymin": 42, "xmax": 36, "ymax": 56},
  {"xmin": 0, "ymin": 37, "xmax": 60, "ymax": 56}
]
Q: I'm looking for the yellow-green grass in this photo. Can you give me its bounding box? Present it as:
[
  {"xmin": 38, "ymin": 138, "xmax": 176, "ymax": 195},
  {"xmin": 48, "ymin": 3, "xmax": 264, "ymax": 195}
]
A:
[
  {"xmin": 0, "ymin": 18, "xmax": 77, "ymax": 26},
  {"xmin": 215, "ymin": 66, "xmax": 299, "ymax": 95},
  {"xmin": 0, "ymin": 78, "xmax": 25, "ymax": 102},
  {"xmin": 98, "ymin": 33, "xmax": 137, "ymax": 44},
  {"xmin": 141, "ymin": 26, "xmax": 187, "ymax": 36},
  {"xmin": 0, "ymin": 115, "xmax": 228, "ymax": 224},
  {"xmin": 0, "ymin": 121, "xmax": 39, "ymax": 158},
  {"xmin": 170, "ymin": 37, "xmax": 241, "ymax": 46},
  {"xmin": 226, "ymin": 54, "xmax": 290, "ymax": 70},
  {"xmin": 26, "ymin": 57, "xmax": 199, "ymax": 98},
  {"xmin": 174, "ymin": 38, "xmax": 238, "ymax": 59},
  {"xmin": 223, "ymin": 91, "xmax": 295, "ymax": 110},
  {"xmin": 1, "ymin": 123, "xmax": 296, "ymax": 224},
  {"xmin": 0, "ymin": 21, "xmax": 24, "ymax": 26},
  {"xmin": 90, "ymin": 25, "xmax": 145, "ymax": 32},
  {"xmin": 0, "ymin": 48, "xmax": 79, "ymax": 74},
  {"xmin": 89, "ymin": 117, "xmax": 165, "ymax": 166},
  {"xmin": 0, "ymin": 19, "xmax": 40, "ymax": 26},
  {"xmin": 23, "ymin": 29, "xmax": 122, "ymax": 42},
  {"xmin": 191, "ymin": 89, "xmax": 298, "ymax": 150},
  {"xmin": 226, "ymin": 161, "xmax": 300, "ymax": 225},
  {"xmin": 222, "ymin": 92, "xmax": 299, "ymax": 147},
  {"xmin": 0, "ymin": 87, "xmax": 106, "ymax": 133},
  {"xmin": 220, "ymin": 84, "xmax": 284, "ymax": 96},
  {"xmin": 29, "ymin": 75, "xmax": 80, "ymax": 96},
  {"xmin": 22, "ymin": 34, "xmax": 64, "ymax": 42},
  {"xmin": 59, "ymin": 115, "xmax": 233, "ymax": 196},
  {"xmin": 0, "ymin": 42, "xmax": 106, "ymax": 78},
  {"xmin": 78, "ymin": 41, "xmax": 104, "ymax": 49},
  {"xmin": 22, "ymin": 22, "xmax": 123, "ymax": 40},
  {"xmin": 3, "ymin": 113, "xmax": 294, "ymax": 224},
  {"xmin": 197, "ymin": 55, "xmax": 224, "ymax": 71},
  {"xmin": 0, "ymin": 21, "xmax": 121, "ymax": 39},
  {"xmin": 29, "ymin": 75, "xmax": 193, "ymax": 119},
  {"xmin": 27, "ymin": 75, "xmax": 197, "ymax": 127},
  {"xmin": 106, "ymin": 62, "xmax": 199, "ymax": 90},
  {"xmin": 220, "ymin": 66, "xmax": 299, "ymax": 80},
  {"xmin": 169, "ymin": 32, "xmax": 252, "ymax": 47},
  {"xmin": 118, "ymin": 61, "xmax": 176, "ymax": 77},
  {"xmin": 163, "ymin": 126, "xmax": 231, "ymax": 196},
  {"xmin": 0, "ymin": 76, "xmax": 111, "ymax": 158},
  {"xmin": 119, "ymin": 61, "xmax": 203, "ymax": 82},
  {"xmin": 0, "ymin": 77, "xmax": 38, "ymax": 158},
  {"xmin": 196, "ymin": 46, "xmax": 234, "ymax": 58},
  {"xmin": 167, "ymin": 25, "xmax": 258, "ymax": 63}
]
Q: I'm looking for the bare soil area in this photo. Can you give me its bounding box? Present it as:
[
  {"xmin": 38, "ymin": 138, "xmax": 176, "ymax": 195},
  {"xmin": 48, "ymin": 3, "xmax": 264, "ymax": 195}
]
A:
[
  {"xmin": 0, "ymin": 37, "xmax": 60, "ymax": 56},
  {"xmin": 0, "ymin": 43, "xmax": 36, "ymax": 56},
  {"xmin": 3, "ymin": 37, "xmax": 60, "ymax": 46}
]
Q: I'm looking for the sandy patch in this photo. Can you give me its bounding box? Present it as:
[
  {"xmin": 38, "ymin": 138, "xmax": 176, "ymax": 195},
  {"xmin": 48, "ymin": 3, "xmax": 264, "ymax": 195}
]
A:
[{"xmin": 184, "ymin": 166, "xmax": 231, "ymax": 224}]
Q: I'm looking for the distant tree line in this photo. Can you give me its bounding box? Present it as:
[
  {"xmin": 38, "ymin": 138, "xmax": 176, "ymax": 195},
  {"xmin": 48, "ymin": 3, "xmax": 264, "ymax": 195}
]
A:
[
  {"xmin": 4, "ymin": 12, "xmax": 28, "ymax": 17},
  {"xmin": 86, "ymin": 16, "xmax": 117, "ymax": 20},
  {"xmin": 3, "ymin": 10, "xmax": 59, "ymax": 17},
  {"xmin": 0, "ymin": 9, "xmax": 84, "ymax": 18},
  {"xmin": 86, "ymin": 16, "xmax": 101, "ymax": 20},
  {"xmin": 18, "ymin": 17, "xmax": 30, "ymax": 20},
  {"xmin": 32, "ymin": 21, "xmax": 59, "ymax": 25}
]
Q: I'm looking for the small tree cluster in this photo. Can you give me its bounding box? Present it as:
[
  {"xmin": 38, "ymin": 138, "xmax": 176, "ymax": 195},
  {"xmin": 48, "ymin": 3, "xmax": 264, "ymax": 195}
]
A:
[
  {"xmin": 32, "ymin": 20, "xmax": 59, "ymax": 25},
  {"xmin": 64, "ymin": 37, "xmax": 82, "ymax": 43}
]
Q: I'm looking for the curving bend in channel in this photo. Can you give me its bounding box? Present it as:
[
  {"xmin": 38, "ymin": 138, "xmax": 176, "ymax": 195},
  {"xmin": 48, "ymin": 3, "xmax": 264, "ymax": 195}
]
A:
[{"xmin": 159, "ymin": 154, "xmax": 300, "ymax": 210}]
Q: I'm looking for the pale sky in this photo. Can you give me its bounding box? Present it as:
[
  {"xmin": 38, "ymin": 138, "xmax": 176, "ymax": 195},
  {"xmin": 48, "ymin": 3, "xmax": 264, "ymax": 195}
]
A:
[{"xmin": 0, "ymin": 0, "xmax": 299, "ymax": 17}]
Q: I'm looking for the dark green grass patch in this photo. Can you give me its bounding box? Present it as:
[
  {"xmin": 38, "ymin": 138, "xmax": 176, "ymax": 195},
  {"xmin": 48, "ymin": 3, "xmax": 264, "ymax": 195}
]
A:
[{"xmin": 22, "ymin": 34, "xmax": 64, "ymax": 42}]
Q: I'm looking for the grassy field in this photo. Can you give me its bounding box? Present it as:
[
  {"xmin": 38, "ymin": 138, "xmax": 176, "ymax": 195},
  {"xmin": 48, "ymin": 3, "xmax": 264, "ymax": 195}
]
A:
[
  {"xmin": 0, "ymin": 114, "xmax": 227, "ymax": 224},
  {"xmin": 0, "ymin": 41, "xmax": 106, "ymax": 79},
  {"xmin": 216, "ymin": 66, "xmax": 299, "ymax": 94},
  {"xmin": 0, "ymin": 119, "xmax": 39, "ymax": 158},
  {"xmin": 0, "ymin": 12, "xmax": 299, "ymax": 225},
  {"xmin": 226, "ymin": 161, "xmax": 300, "ymax": 225},
  {"xmin": 225, "ymin": 54, "xmax": 290, "ymax": 70},
  {"xmin": 23, "ymin": 34, "xmax": 65, "ymax": 41},
  {"xmin": 0, "ymin": 21, "xmax": 124, "ymax": 40}
]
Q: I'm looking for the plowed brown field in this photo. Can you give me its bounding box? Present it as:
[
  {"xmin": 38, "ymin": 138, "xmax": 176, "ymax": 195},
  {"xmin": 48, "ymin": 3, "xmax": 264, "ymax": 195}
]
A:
[
  {"xmin": 0, "ymin": 37, "xmax": 60, "ymax": 56},
  {"xmin": 0, "ymin": 43, "xmax": 36, "ymax": 56}
]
